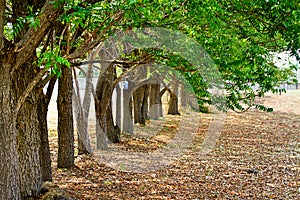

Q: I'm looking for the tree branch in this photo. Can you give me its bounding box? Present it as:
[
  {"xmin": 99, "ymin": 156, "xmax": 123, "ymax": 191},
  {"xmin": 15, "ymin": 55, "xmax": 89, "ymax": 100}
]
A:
[
  {"xmin": 14, "ymin": 68, "xmax": 48, "ymax": 118},
  {"xmin": 14, "ymin": 0, "xmax": 63, "ymax": 69},
  {"xmin": 0, "ymin": 0, "xmax": 5, "ymax": 51},
  {"xmin": 66, "ymin": 10, "xmax": 124, "ymax": 60},
  {"xmin": 71, "ymin": 59, "xmax": 153, "ymax": 67}
]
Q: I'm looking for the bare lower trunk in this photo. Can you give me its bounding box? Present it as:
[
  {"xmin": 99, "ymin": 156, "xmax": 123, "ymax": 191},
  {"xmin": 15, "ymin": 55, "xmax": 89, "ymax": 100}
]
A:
[
  {"xmin": 16, "ymin": 92, "xmax": 42, "ymax": 198},
  {"xmin": 106, "ymin": 102, "xmax": 120, "ymax": 143},
  {"xmin": 159, "ymin": 87, "xmax": 168, "ymax": 117},
  {"xmin": 0, "ymin": 65, "xmax": 21, "ymax": 199},
  {"xmin": 149, "ymin": 83, "xmax": 160, "ymax": 120},
  {"xmin": 116, "ymin": 84, "xmax": 121, "ymax": 130},
  {"xmin": 38, "ymin": 94, "xmax": 52, "ymax": 182},
  {"xmin": 180, "ymin": 84, "xmax": 187, "ymax": 107},
  {"xmin": 168, "ymin": 91, "xmax": 180, "ymax": 115},
  {"xmin": 57, "ymin": 66, "xmax": 74, "ymax": 168},
  {"xmin": 141, "ymin": 84, "xmax": 150, "ymax": 121},
  {"xmin": 133, "ymin": 86, "xmax": 143, "ymax": 124},
  {"xmin": 73, "ymin": 89, "xmax": 93, "ymax": 155},
  {"xmin": 96, "ymin": 117, "xmax": 108, "ymax": 150},
  {"xmin": 123, "ymin": 89, "xmax": 133, "ymax": 134},
  {"xmin": 14, "ymin": 58, "xmax": 43, "ymax": 198}
]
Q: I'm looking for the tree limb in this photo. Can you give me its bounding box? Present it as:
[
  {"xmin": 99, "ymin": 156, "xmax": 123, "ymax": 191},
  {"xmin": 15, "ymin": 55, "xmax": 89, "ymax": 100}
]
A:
[
  {"xmin": 14, "ymin": 0, "xmax": 63, "ymax": 69},
  {"xmin": 0, "ymin": 0, "xmax": 5, "ymax": 51},
  {"xmin": 14, "ymin": 68, "xmax": 48, "ymax": 119},
  {"xmin": 66, "ymin": 10, "xmax": 124, "ymax": 60},
  {"xmin": 71, "ymin": 59, "xmax": 153, "ymax": 67}
]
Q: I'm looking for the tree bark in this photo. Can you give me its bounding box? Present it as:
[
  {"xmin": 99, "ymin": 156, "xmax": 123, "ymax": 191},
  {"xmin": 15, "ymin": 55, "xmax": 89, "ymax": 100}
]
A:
[
  {"xmin": 122, "ymin": 83, "xmax": 134, "ymax": 134},
  {"xmin": 158, "ymin": 87, "xmax": 168, "ymax": 117},
  {"xmin": 13, "ymin": 54, "xmax": 45, "ymax": 198},
  {"xmin": 116, "ymin": 83, "xmax": 121, "ymax": 130},
  {"xmin": 133, "ymin": 84, "xmax": 150, "ymax": 125},
  {"xmin": 142, "ymin": 84, "xmax": 150, "ymax": 122},
  {"xmin": 95, "ymin": 47, "xmax": 120, "ymax": 145},
  {"xmin": 0, "ymin": 57, "xmax": 21, "ymax": 199},
  {"xmin": 149, "ymin": 83, "xmax": 160, "ymax": 120},
  {"xmin": 57, "ymin": 66, "xmax": 74, "ymax": 168},
  {"xmin": 38, "ymin": 77, "xmax": 56, "ymax": 182},
  {"xmin": 73, "ymin": 67, "xmax": 93, "ymax": 155},
  {"xmin": 180, "ymin": 84, "xmax": 187, "ymax": 107},
  {"xmin": 133, "ymin": 86, "xmax": 144, "ymax": 124},
  {"xmin": 168, "ymin": 82, "xmax": 180, "ymax": 115},
  {"xmin": 106, "ymin": 101, "xmax": 120, "ymax": 143}
]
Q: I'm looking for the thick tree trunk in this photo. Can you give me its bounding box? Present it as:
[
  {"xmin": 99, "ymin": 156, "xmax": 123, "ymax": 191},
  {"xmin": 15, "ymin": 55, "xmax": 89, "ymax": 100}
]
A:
[
  {"xmin": 149, "ymin": 83, "xmax": 160, "ymax": 119},
  {"xmin": 57, "ymin": 66, "xmax": 74, "ymax": 168},
  {"xmin": 0, "ymin": 60, "xmax": 21, "ymax": 199},
  {"xmin": 16, "ymin": 92, "xmax": 42, "ymax": 198},
  {"xmin": 14, "ymin": 56, "xmax": 44, "ymax": 198}
]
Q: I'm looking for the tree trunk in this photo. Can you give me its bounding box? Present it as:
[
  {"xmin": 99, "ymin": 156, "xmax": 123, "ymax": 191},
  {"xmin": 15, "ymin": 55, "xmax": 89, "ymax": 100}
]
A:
[
  {"xmin": 37, "ymin": 94, "xmax": 52, "ymax": 182},
  {"xmin": 14, "ymin": 56, "xmax": 45, "ymax": 198},
  {"xmin": 106, "ymin": 102, "xmax": 120, "ymax": 143},
  {"xmin": 133, "ymin": 86, "xmax": 144, "ymax": 124},
  {"xmin": 158, "ymin": 87, "xmax": 168, "ymax": 117},
  {"xmin": 149, "ymin": 83, "xmax": 160, "ymax": 120},
  {"xmin": 38, "ymin": 77, "xmax": 56, "ymax": 182},
  {"xmin": 133, "ymin": 84, "xmax": 150, "ymax": 125},
  {"xmin": 116, "ymin": 84, "xmax": 121, "ymax": 130},
  {"xmin": 73, "ymin": 68, "xmax": 93, "ymax": 155},
  {"xmin": 57, "ymin": 66, "xmax": 74, "ymax": 168},
  {"xmin": 141, "ymin": 84, "xmax": 150, "ymax": 122},
  {"xmin": 95, "ymin": 48, "xmax": 121, "ymax": 145},
  {"xmin": 122, "ymin": 84, "xmax": 133, "ymax": 134},
  {"xmin": 0, "ymin": 59, "xmax": 21, "ymax": 199},
  {"xmin": 168, "ymin": 82, "xmax": 180, "ymax": 115},
  {"xmin": 180, "ymin": 84, "xmax": 187, "ymax": 107}
]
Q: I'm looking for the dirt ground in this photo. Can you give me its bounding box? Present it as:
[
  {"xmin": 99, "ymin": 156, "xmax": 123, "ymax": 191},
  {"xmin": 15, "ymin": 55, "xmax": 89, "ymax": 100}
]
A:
[{"xmin": 40, "ymin": 90, "xmax": 300, "ymax": 199}]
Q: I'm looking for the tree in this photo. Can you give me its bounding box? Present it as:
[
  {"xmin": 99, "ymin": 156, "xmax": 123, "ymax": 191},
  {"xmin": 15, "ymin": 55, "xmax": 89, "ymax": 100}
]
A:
[
  {"xmin": 167, "ymin": 81, "xmax": 180, "ymax": 115},
  {"xmin": 72, "ymin": 53, "xmax": 96, "ymax": 155},
  {"xmin": 57, "ymin": 66, "xmax": 74, "ymax": 168},
  {"xmin": 149, "ymin": 83, "xmax": 161, "ymax": 120},
  {"xmin": 1, "ymin": 0, "xmax": 299, "ymax": 198},
  {"xmin": 38, "ymin": 77, "xmax": 56, "ymax": 182},
  {"xmin": 0, "ymin": 1, "xmax": 62, "ymax": 198}
]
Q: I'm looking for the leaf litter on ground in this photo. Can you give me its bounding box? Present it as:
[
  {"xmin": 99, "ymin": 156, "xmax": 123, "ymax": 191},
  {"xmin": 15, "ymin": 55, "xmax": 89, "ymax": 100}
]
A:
[{"xmin": 39, "ymin": 91, "xmax": 300, "ymax": 200}]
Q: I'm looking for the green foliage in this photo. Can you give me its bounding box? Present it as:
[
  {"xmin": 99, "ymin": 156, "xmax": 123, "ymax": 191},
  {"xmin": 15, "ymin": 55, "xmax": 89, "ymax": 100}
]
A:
[
  {"xmin": 3, "ymin": 0, "xmax": 299, "ymax": 112},
  {"xmin": 36, "ymin": 49, "xmax": 70, "ymax": 77}
]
